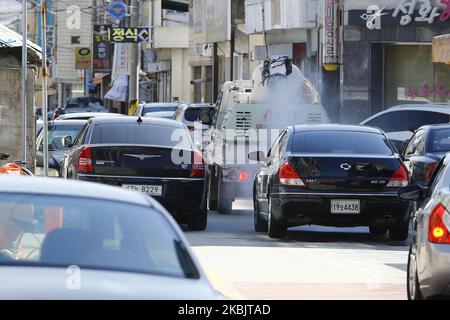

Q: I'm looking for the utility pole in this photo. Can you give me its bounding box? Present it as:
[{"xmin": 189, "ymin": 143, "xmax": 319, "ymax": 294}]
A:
[
  {"xmin": 128, "ymin": 0, "xmax": 140, "ymax": 110},
  {"xmin": 42, "ymin": 0, "xmax": 49, "ymax": 177},
  {"xmin": 21, "ymin": 0, "xmax": 28, "ymax": 164}
]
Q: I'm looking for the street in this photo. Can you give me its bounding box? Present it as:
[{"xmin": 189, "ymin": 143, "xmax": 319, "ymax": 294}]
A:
[{"xmin": 187, "ymin": 199, "xmax": 409, "ymax": 300}]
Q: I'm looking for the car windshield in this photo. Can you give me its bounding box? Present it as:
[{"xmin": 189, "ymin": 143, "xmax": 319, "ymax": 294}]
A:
[
  {"xmin": 184, "ymin": 108, "xmax": 215, "ymax": 124},
  {"xmin": 431, "ymin": 128, "xmax": 450, "ymax": 152},
  {"xmin": 143, "ymin": 104, "xmax": 179, "ymax": 115},
  {"xmin": 90, "ymin": 123, "xmax": 192, "ymax": 149},
  {"xmin": 38, "ymin": 125, "xmax": 84, "ymax": 151},
  {"xmin": 292, "ymin": 131, "xmax": 393, "ymax": 155},
  {"xmin": 0, "ymin": 194, "xmax": 197, "ymax": 278},
  {"xmin": 67, "ymin": 98, "xmax": 105, "ymax": 109}
]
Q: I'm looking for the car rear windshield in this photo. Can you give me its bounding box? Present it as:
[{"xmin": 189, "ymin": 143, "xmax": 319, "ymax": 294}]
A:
[
  {"xmin": 90, "ymin": 123, "xmax": 192, "ymax": 149},
  {"xmin": 291, "ymin": 131, "xmax": 393, "ymax": 155},
  {"xmin": 143, "ymin": 104, "xmax": 179, "ymax": 115},
  {"xmin": 431, "ymin": 128, "xmax": 450, "ymax": 152},
  {"xmin": 66, "ymin": 98, "xmax": 104, "ymax": 109},
  {"xmin": 0, "ymin": 194, "xmax": 197, "ymax": 278},
  {"xmin": 38, "ymin": 125, "xmax": 84, "ymax": 151},
  {"xmin": 184, "ymin": 108, "xmax": 215, "ymax": 124}
]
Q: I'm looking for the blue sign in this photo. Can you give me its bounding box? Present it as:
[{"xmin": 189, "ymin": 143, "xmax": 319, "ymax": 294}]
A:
[{"xmin": 108, "ymin": 1, "xmax": 127, "ymax": 20}]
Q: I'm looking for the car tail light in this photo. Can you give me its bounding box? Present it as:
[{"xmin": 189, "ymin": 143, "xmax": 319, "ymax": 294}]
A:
[
  {"xmin": 239, "ymin": 171, "xmax": 249, "ymax": 182},
  {"xmin": 425, "ymin": 162, "xmax": 437, "ymax": 182},
  {"xmin": 190, "ymin": 150, "xmax": 205, "ymax": 177},
  {"xmin": 386, "ymin": 164, "xmax": 409, "ymax": 188},
  {"xmin": 428, "ymin": 203, "xmax": 450, "ymax": 244},
  {"xmin": 279, "ymin": 161, "xmax": 305, "ymax": 187},
  {"xmin": 76, "ymin": 147, "xmax": 93, "ymax": 173}
]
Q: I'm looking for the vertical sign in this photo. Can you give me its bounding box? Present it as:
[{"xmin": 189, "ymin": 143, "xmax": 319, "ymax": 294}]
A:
[
  {"xmin": 323, "ymin": 0, "xmax": 342, "ymax": 71},
  {"xmin": 93, "ymin": 25, "xmax": 112, "ymax": 72},
  {"xmin": 75, "ymin": 47, "xmax": 93, "ymax": 70}
]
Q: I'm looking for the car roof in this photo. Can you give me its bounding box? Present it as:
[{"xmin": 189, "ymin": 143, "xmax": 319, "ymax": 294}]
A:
[
  {"xmin": 90, "ymin": 116, "xmax": 184, "ymax": 128},
  {"xmin": 362, "ymin": 104, "xmax": 450, "ymax": 122},
  {"xmin": 143, "ymin": 103, "xmax": 181, "ymax": 107},
  {"xmin": 186, "ymin": 104, "xmax": 214, "ymax": 109},
  {"xmin": 292, "ymin": 124, "xmax": 383, "ymax": 134},
  {"xmin": 49, "ymin": 120, "xmax": 87, "ymax": 126},
  {"xmin": 0, "ymin": 176, "xmax": 152, "ymax": 207},
  {"xmin": 60, "ymin": 112, "xmax": 123, "ymax": 119}
]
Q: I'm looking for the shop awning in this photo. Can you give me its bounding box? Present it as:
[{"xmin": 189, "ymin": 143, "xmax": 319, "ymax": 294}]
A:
[
  {"xmin": 92, "ymin": 73, "xmax": 110, "ymax": 85},
  {"xmin": 432, "ymin": 34, "xmax": 450, "ymax": 64}
]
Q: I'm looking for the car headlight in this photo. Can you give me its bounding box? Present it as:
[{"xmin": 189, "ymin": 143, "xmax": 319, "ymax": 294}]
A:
[{"xmin": 35, "ymin": 167, "xmax": 60, "ymax": 177}]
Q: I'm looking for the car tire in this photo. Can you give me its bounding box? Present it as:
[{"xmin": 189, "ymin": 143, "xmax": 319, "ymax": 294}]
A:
[
  {"xmin": 389, "ymin": 221, "xmax": 409, "ymax": 241},
  {"xmin": 217, "ymin": 175, "xmax": 233, "ymax": 215},
  {"xmin": 253, "ymin": 189, "xmax": 268, "ymax": 233},
  {"xmin": 369, "ymin": 225, "xmax": 387, "ymax": 235},
  {"xmin": 407, "ymin": 245, "xmax": 423, "ymax": 300},
  {"xmin": 208, "ymin": 167, "xmax": 218, "ymax": 211},
  {"xmin": 187, "ymin": 208, "xmax": 208, "ymax": 231},
  {"xmin": 267, "ymin": 198, "xmax": 287, "ymax": 239}
]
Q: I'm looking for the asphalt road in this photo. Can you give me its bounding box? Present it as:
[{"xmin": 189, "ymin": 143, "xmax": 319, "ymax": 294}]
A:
[{"xmin": 185, "ymin": 199, "xmax": 410, "ymax": 300}]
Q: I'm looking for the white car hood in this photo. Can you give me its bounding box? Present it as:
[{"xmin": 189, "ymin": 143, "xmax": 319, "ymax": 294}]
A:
[{"xmin": 0, "ymin": 266, "xmax": 220, "ymax": 300}]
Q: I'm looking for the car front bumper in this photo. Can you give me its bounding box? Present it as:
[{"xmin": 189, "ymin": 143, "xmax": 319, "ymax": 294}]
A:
[{"xmin": 270, "ymin": 190, "xmax": 410, "ymax": 227}]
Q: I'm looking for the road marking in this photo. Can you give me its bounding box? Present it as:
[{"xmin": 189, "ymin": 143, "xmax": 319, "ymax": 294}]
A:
[{"xmin": 203, "ymin": 268, "xmax": 245, "ymax": 300}]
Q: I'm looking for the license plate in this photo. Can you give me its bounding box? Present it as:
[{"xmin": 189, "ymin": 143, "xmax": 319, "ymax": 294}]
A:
[
  {"xmin": 331, "ymin": 200, "xmax": 360, "ymax": 214},
  {"xmin": 122, "ymin": 184, "xmax": 163, "ymax": 196}
]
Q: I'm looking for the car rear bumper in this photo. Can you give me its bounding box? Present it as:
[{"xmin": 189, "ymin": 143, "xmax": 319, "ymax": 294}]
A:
[
  {"xmin": 77, "ymin": 174, "xmax": 207, "ymax": 216},
  {"xmin": 419, "ymin": 243, "xmax": 450, "ymax": 299},
  {"xmin": 271, "ymin": 190, "xmax": 409, "ymax": 227}
]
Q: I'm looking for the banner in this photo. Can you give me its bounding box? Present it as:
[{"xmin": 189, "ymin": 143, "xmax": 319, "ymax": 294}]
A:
[
  {"xmin": 93, "ymin": 25, "xmax": 112, "ymax": 72},
  {"xmin": 75, "ymin": 47, "xmax": 92, "ymax": 70}
]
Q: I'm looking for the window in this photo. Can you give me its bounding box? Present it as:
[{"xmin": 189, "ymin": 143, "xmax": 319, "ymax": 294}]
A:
[
  {"xmin": 291, "ymin": 131, "xmax": 393, "ymax": 156},
  {"xmin": 0, "ymin": 194, "xmax": 197, "ymax": 278},
  {"xmin": 90, "ymin": 124, "xmax": 192, "ymax": 149},
  {"xmin": 404, "ymin": 130, "xmax": 424, "ymax": 156},
  {"xmin": 430, "ymin": 128, "xmax": 450, "ymax": 152},
  {"xmin": 365, "ymin": 111, "xmax": 407, "ymax": 133},
  {"xmin": 38, "ymin": 125, "xmax": 84, "ymax": 151}
]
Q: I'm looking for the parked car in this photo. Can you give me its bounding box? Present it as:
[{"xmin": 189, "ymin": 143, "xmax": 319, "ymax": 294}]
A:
[
  {"xmin": 0, "ymin": 176, "xmax": 219, "ymax": 299},
  {"xmin": 56, "ymin": 112, "xmax": 125, "ymax": 120},
  {"xmin": 251, "ymin": 124, "xmax": 410, "ymax": 240},
  {"xmin": 360, "ymin": 104, "xmax": 450, "ymax": 153},
  {"xmin": 35, "ymin": 120, "xmax": 87, "ymax": 177},
  {"xmin": 403, "ymin": 124, "xmax": 450, "ymax": 188},
  {"xmin": 132, "ymin": 102, "xmax": 182, "ymax": 118},
  {"xmin": 61, "ymin": 117, "xmax": 208, "ymax": 231},
  {"xmin": 173, "ymin": 104, "xmax": 215, "ymax": 152},
  {"xmin": 63, "ymin": 97, "xmax": 109, "ymax": 114},
  {"xmin": 399, "ymin": 155, "xmax": 450, "ymax": 300}
]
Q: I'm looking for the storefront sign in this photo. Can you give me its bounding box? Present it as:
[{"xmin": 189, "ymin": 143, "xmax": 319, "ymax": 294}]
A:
[
  {"xmin": 349, "ymin": 0, "xmax": 450, "ymax": 29},
  {"xmin": 405, "ymin": 83, "xmax": 450, "ymax": 99},
  {"xmin": 107, "ymin": 27, "xmax": 150, "ymax": 43},
  {"xmin": 75, "ymin": 47, "xmax": 92, "ymax": 70},
  {"xmin": 93, "ymin": 25, "xmax": 112, "ymax": 72},
  {"xmin": 323, "ymin": 0, "xmax": 342, "ymax": 70}
]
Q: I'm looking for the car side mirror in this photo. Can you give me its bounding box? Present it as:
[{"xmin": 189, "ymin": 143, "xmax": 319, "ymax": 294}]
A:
[
  {"xmin": 398, "ymin": 185, "xmax": 429, "ymax": 201},
  {"xmin": 62, "ymin": 135, "xmax": 73, "ymax": 148},
  {"xmin": 248, "ymin": 151, "xmax": 266, "ymax": 162}
]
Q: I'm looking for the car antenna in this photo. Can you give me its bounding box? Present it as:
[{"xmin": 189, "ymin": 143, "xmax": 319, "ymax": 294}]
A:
[{"xmin": 137, "ymin": 116, "xmax": 143, "ymax": 124}]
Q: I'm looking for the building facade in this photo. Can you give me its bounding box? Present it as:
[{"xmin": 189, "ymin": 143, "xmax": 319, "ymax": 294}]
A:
[{"xmin": 341, "ymin": 0, "xmax": 450, "ymax": 123}]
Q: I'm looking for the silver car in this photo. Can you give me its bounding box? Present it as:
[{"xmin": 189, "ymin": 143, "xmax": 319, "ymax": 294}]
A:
[
  {"xmin": 0, "ymin": 176, "xmax": 220, "ymax": 299},
  {"xmin": 400, "ymin": 155, "xmax": 450, "ymax": 300}
]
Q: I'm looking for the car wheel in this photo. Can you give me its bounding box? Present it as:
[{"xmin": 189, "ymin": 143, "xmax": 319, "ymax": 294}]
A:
[
  {"xmin": 187, "ymin": 208, "xmax": 208, "ymax": 231},
  {"xmin": 208, "ymin": 167, "xmax": 218, "ymax": 210},
  {"xmin": 253, "ymin": 189, "xmax": 268, "ymax": 233},
  {"xmin": 218, "ymin": 176, "xmax": 233, "ymax": 215},
  {"xmin": 369, "ymin": 225, "xmax": 387, "ymax": 235},
  {"xmin": 407, "ymin": 244, "xmax": 423, "ymax": 300},
  {"xmin": 267, "ymin": 198, "xmax": 287, "ymax": 239},
  {"xmin": 389, "ymin": 221, "xmax": 409, "ymax": 241}
]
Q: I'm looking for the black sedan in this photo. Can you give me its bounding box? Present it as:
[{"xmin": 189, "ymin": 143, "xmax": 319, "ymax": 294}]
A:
[
  {"xmin": 403, "ymin": 124, "xmax": 450, "ymax": 188},
  {"xmin": 35, "ymin": 120, "xmax": 87, "ymax": 177},
  {"xmin": 61, "ymin": 117, "xmax": 208, "ymax": 231},
  {"xmin": 251, "ymin": 125, "xmax": 410, "ymax": 240}
]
